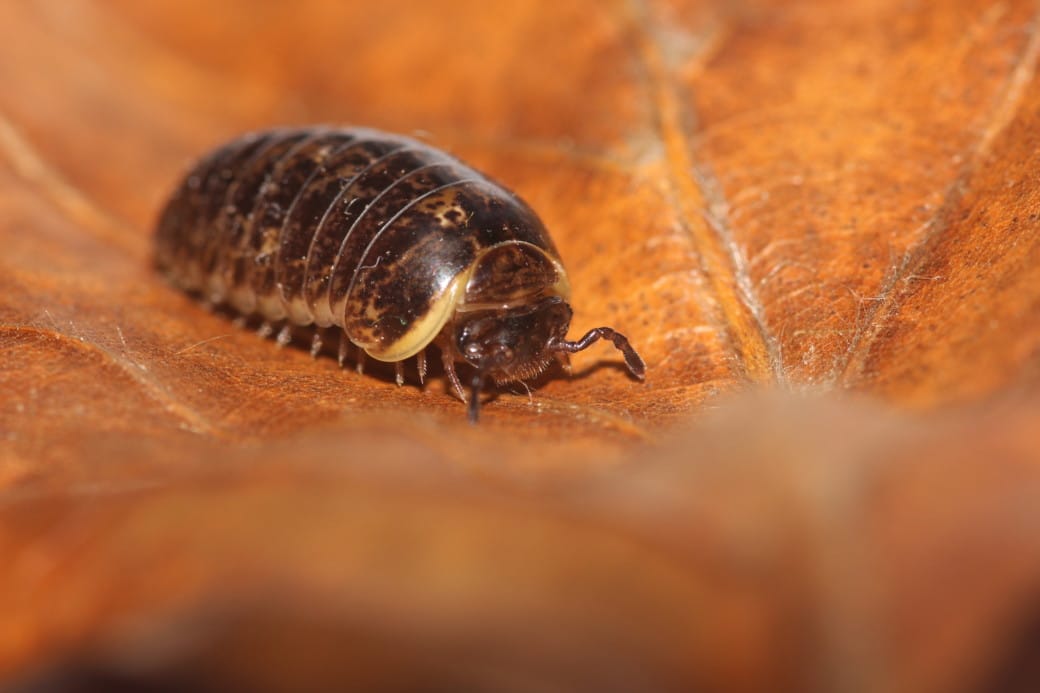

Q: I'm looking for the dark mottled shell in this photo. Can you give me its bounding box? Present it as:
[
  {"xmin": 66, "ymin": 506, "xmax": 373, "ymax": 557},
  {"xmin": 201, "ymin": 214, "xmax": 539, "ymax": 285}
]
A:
[{"xmin": 155, "ymin": 126, "xmax": 569, "ymax": 362}]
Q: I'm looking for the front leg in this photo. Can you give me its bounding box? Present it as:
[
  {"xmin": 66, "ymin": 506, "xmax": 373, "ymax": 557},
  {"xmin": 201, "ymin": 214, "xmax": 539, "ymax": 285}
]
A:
[{"xmin": 440, "ymin": 347, "xmax": 467, "ymax": 403}]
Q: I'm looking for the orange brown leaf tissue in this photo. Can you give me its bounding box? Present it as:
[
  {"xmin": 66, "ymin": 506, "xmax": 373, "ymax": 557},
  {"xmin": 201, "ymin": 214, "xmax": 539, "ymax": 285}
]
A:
[{"xmin": 0, "ymin": 1, "xmax": 1037, "ymax": 691}]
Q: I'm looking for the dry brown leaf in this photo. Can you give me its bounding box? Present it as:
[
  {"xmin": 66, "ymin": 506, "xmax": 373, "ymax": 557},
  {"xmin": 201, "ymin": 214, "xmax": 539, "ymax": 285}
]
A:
[{"xmin": 1, "ymin": 1, "xmax": 1038, "ymax": 691}]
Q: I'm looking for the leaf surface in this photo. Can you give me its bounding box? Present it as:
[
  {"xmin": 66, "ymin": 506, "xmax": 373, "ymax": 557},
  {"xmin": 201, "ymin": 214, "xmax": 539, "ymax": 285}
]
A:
[{"xmin": 1, "ymin": 1, "xmax": 1038, "ymax": 691}]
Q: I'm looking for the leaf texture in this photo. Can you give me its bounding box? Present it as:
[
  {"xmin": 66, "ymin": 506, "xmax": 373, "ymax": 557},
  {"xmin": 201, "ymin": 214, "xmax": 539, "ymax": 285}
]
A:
[{"xmin": 1, "ymin": 1, "xmax": 1038, "ymax": 691}]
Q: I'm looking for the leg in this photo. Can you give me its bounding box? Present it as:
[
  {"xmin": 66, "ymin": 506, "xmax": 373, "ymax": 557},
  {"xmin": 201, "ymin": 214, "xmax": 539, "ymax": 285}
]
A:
[
  {"xmin": 416, "ymin": 349, "xmax": 427, "ymax": 386},
  {"xmin": 338, "ymin": 332, "xmax": 349, "ymax": 367},
  {"xmin": 394, "ymin": 361, "xmax": 405, "ymax": 387},
  {"xmin": 256, "ymin": 321, "xmax": 274, "ymax": 339},
  {"xmin": 441, "ymin": 348, "xmax": 466, "ymax": 402},
  {"xmin": 310, "ymin": 328, "xmax": 324, "ymax": 358},
  {"xmin": 275, "ymin": 324, "xmax": 292, "ymax": 348},
  {"xmin": 468, "ymin": 371, "xmax": 484, "ymax": 424}
]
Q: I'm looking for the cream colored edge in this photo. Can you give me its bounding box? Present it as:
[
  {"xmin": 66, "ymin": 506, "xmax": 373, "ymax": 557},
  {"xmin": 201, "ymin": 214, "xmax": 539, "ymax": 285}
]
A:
[{"xmin": 363, "ymin": 269, "xmax": 471, "ymax": 363}]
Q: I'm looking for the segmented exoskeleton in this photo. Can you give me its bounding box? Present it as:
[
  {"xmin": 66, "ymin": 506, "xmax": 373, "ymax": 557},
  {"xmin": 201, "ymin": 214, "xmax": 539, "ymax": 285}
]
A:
[{"xmin": 155, "ymin": 126, "xmax": 644, "ymax": 421}]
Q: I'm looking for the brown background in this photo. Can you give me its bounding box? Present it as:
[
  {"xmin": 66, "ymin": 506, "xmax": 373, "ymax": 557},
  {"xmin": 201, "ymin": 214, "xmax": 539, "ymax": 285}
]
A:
[{"xmin": 1, "ymin": 1, "xmax": 1038, "ymax": 691}]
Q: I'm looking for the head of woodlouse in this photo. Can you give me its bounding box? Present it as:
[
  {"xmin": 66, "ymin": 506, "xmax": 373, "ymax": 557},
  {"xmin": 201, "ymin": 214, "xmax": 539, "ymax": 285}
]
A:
[
  {"xmin": 453, "ymin": 295, "xmax": 573, "ymax": 386},
  {"xmin": 450, "ymin": 241, "xmax": 645, "ymax": 422}
]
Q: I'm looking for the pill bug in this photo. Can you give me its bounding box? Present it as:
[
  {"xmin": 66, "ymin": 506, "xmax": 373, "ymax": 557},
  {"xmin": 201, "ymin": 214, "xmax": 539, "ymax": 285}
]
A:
[{"xmin": 155, "ymin": 126, "xmax": 645, "ymax": 421}]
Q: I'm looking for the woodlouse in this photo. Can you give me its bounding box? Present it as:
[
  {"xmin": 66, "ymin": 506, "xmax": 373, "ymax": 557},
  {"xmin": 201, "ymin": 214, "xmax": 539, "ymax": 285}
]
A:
[{"xmin": 155, "ymin": 126, "xmax": 645, "ymax": 421}]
